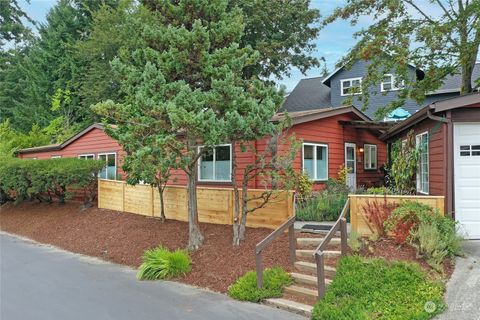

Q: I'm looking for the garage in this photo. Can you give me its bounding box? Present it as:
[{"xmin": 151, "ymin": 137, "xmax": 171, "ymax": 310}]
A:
[{"xmin": 454, "ymin": 122, "xmax": 480, "ymax": 239}]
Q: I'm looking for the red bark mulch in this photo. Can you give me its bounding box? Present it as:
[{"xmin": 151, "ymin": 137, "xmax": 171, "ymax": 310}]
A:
[
  {"xmin": 359, "ymin": 237, "xmax": 454, "ymax": 279},
  {"xmin": 0, "ymin": 201, "xmax": 291, "ymax": 293}
]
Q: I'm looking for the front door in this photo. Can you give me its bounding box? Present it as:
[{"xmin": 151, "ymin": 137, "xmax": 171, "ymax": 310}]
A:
[{"xmin": 345, "ymin": 143, "xmax": 357, "ymax": 191}]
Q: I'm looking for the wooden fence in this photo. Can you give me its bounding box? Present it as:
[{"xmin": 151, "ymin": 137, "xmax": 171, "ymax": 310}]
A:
[
  {"xmin": 349, "ymin": 194, "xmax": 445, "ymax": 236},
  {"xmin": 98, "ymin": 180, "xmax": 294, "ymax": 229}
]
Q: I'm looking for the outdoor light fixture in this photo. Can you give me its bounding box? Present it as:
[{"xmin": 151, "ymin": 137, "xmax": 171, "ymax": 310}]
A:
[{"xmin": 359, "ymin": 147, "xmax": 364, "ymax": 153}]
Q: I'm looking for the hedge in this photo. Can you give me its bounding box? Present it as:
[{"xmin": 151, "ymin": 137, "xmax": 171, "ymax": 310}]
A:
[{"xmin": 0, "ymin": 158, "xmax": 105, "ymax": 205}]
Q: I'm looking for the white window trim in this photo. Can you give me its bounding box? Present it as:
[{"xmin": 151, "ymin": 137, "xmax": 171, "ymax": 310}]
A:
[
  {"xmin": 340, "ymin": 77, "xmax": 362, "ymax": 96},
  {"xmin": 97, "ymin": 152, "xmax": 117, "ymax": 181},
  {"xmin": 51, "ymin": 155, "xmax": 61, "ymax": 159},
  {"xmin": 197, "ymin": 144, "xmax": 232, "ymax": 182},
  {"xmin": 416, "ymin": 132, "xmax": 429, "ymax": 195},
  {"xmin": 302, "ymin": 143, "xmax": 329, "ymax": 181},
  {"xmin": 381, "ymin": 74, "xmax": 404, "ymax": 92},
  {"xmin": 78, "ymin": 154, "xmax": 95, "ymax": 159},
  {"xmin": 364, "ymin": 144, "xmax": 377, "ymax": 170}
]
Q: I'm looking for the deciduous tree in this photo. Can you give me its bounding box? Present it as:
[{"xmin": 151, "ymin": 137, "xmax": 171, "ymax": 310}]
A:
[{"xmin": 324, "ymin": 0, "xmax": 480, "ymax": 119}]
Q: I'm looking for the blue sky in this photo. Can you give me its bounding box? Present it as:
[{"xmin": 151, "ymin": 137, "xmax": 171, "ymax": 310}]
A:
[{"xmin": 16, "ymin": 1, "xmax": 411, "ymax": 92}]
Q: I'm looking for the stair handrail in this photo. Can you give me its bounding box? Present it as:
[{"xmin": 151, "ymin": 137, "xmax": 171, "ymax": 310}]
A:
[
  {"xmin": 313, "ymin": 198, "xmax": 350, "ymax": 300},
  {"xmin": 255, "ymin": 194, "xmax": 296, "ymax": 289}
]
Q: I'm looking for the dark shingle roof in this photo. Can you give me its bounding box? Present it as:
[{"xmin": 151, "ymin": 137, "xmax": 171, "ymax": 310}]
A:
[
  {"xmin": 429, "ymin": 63, "xmax": 480, "ymax": 94},
  {"xmin": 281, "ymin": 77, "xmax": 332, "ymax": 112}
]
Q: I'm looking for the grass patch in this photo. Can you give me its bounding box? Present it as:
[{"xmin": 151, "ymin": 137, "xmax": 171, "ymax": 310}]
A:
[
  {"xmin": 312, "ymin": 256, "xmax": 445, "ymax": 320},
  {"xmin": 228, "ymin": 267, "xmax": 293, "ymax": 302},
  {"xmin": 137, "ymin": 246, "xmax": 191, "ymax": 280}
]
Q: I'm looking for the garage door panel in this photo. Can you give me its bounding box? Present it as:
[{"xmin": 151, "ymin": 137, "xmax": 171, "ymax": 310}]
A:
[{"xmin": 454, "ymin": 122, "xmax": 480, "ymax": 240}]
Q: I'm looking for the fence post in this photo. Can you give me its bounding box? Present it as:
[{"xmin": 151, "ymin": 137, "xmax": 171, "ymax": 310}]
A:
[
  {"xmin": 256, "ymin": 251, "xmax": 263, "ymax": 288},
  {"xmin": 315, "ymin": 252, "xmax": 326, "ymax": 300},
  {"xmin": 340, "ymin": 218, "xmax": 348, "ymax": 256}
]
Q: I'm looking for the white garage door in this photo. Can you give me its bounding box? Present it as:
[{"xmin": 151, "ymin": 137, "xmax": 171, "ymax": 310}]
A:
[{"xmin": 454, "ymin": 123, "xmax": 480, "ymax": 239}]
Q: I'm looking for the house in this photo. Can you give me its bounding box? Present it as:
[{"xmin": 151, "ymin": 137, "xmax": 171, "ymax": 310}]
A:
[
  {"xmin": 16, "ymin": 106, "xmax": 387, "ymax": 191},
  {"xmin": 380, "ymin": 93, "xmax": 480, "ymax": 239},
  {"xmin": 283, "ymin": 60, "xmax": 480, "ymax": 120},
  {"xmin": 17, "ymin": 123, "xmax": 126, "ymax": 180}
]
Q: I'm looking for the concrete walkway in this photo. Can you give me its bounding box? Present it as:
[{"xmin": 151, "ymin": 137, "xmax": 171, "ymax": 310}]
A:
[
  {"xmin": 0, "ymin": 233, "xmax": 305, "ymax": 320},
  {"xmin": 436, "ymin": 240, "xmax": 480, "ymax": 320}
]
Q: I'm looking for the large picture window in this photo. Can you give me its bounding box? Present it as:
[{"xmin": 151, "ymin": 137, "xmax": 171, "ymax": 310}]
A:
[
  {"xmin": 364, "ymin": 144, "xmax": 377, "ymax": 170},
  {"xmin": 98, "ymin": 153, "xmax": 117, "ymax": 180},
  {"xmin": 341, "ymin": 77, "xmax": 362, "ymax": 96},
  {"xmin": 303, "ymin": 143, "xmax": 328, "ymax": 181},
  {"xmin": 198, "ymin": 144, "xmax": 232, "ymax": 182},
  {"xmin": 416, "ymin": 132, "xmax": 429, "ymax": 194}
]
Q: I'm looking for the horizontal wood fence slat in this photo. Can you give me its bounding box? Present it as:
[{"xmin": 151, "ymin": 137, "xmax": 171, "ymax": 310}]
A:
[
  {"xmin": 98, "ymin": 180, "xmax": 293, "ymax": 229},
  {"xmin": 349, "ymin": 194, "xmax": 445, "ymax": 236}
]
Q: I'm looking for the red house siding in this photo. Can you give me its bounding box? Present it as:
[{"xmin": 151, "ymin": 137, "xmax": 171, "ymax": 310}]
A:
[
  {"xmin": 166, "ymin": 112, "xmax": 387, "ymax": 189},
  {"xmin": 18, "ymin": 128, "xmax": 127, "ymax": 179}
]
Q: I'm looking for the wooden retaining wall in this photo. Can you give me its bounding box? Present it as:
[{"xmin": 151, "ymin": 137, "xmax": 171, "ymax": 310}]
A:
[
  {"xmin": 349, "ymin": 194, "xmax": 445, "ymax": 236},
  {"xmin": 98, "ymin": 180, "xmax": 294, "ymax": 229}
]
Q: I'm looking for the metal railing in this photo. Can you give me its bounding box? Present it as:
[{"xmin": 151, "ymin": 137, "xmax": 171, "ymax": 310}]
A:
[
  {"xmin": 255, "ymin": 196, "xmax": 296, "ymax": 288},
  {"xmin": 313, "ymin": 198, "xmax": 350, "ymax": 300}
]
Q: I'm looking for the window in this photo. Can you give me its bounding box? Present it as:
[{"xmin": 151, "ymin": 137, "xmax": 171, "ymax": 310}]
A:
[
  {"xmin": 198, "ymin": 144, "xmax": 232, "ymax": 181},
  {"xmin": 364, "ymin": 144, "xmax": 377, "ymax": 170},
  {"xmin": 51, "ymin": 155, "xmax": 61, "ymax": 159},
  {"xmin": 98, "ymin": 153, "xmax": 117, "ymax": 180},
  {"xmin": 78, "ymin": 154, "xmax": 95, "ymax": 160},
  {"xmin": 416, "ymin": 132, "xmax": 429, "ymax": 194},
  {"xmin": 460, "ymin": 145, "xmax": 480, "ymax": 157},
  {"xmin": 303, "ymin": 143, "xmax": 328, "ymax": 181},
  {"xmin": 341, "ymin": 77, "xmax": 362, "ymax": 96},
  {"xmin": 381, "ymin": 74, "xmax": 404, "ymax": 92}
]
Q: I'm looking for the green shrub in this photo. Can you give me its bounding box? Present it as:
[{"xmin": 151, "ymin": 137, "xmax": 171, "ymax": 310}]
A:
[
  {"xmin": 228, "ymin": 267, "xmax": 293, "ymax": 302},
  {"xmin": 312, "ymin": 256, "xmax": 445, "ymax": 320},
  {"xmin": 137, "ymin": 246, "xmax": 191, "ymax": 280},
  {"xmin": 385, "ymin": 201, "xmax": 463, "ymax": 263},
  {"xmin": 410, "ymin": 222, "xmax": 448, "ymax": 271},
  {"xmin": 365, "ymin": 186, "xmax": 392, "ymax": 195},
  {"xmin": 0, "ymin": 158, "xmax": 105, "ymax": 204}
]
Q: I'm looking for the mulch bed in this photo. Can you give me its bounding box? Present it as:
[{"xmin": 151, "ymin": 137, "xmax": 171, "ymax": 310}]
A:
[
  {"xmin": 0, "ymin": 201, "xmax": 291, "ymax": 293},
  {"xmin": 359, "ymin": 237, "xmax": 454, "ymax": 279}
]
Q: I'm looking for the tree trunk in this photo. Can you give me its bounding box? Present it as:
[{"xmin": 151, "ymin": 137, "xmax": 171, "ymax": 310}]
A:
[
  {"xmin": 458, "ymin": 8, "xmax": 478, "ymax": 95},
  {"xmin": 157, "ymin": 184, "xmax": 166, "ymax": 222},
  {"xmin": 186, "ymin": 149, "xmax": 204, "ymax": 250},
  {"xmin": 239, "ymin": 182, "xmax": 249, "ymax": 241},
  {"xmin": 231, "ymin": 148, "xmax": 241, "ymax": 246}
]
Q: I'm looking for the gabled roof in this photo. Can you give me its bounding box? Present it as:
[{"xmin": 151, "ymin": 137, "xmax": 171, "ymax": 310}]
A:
[
  {"xmin": 281, "ymin": 77, "xmax": 332, "ymax": 112},
  {"xmin": 273, "ymin": 105, "xmax": 371, "ymax": 125},
  {"xmin": 17, "ymin": 123, "xmax": 105, "ymax": 154},
  {"xmin": 380, "ymin": 92, "xmax": 480, "ymax": 140}
]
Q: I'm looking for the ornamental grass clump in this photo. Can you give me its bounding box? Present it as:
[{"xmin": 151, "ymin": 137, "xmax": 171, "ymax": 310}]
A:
[
  {"xmin": 228, "ymin": 267, "xmax": 292, "ymax": 302},
  {"xmin": 137, "ymin": 246, "xmax": 191, "ymax": 280}
]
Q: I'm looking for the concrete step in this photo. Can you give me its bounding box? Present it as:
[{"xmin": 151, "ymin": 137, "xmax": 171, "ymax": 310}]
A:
[
  {"xmin": 290, "ymin": 272, "xmax": 332, "ymax": 287},
  {"xmin": 264, "ymin": 298, "xmax": 313, "ymax": 318},
  {"xmin": 294, "ymin": 261, "xmax": 337, "ymax": 278},
  {"xmin": 284, "ymin": 285, "xmax": 319, "ymax": 301},
  {"xmin": 296, "ymin": 249, "xmax": 341, "ymax": 260},
  {"xmin": 296, "ymin": 237, "xmax": 341, "ymax": 248}
]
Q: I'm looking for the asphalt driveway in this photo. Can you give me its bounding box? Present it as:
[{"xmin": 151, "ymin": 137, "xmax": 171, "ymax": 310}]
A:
[
  {"xmin": 436, "ymin": 240, "xmax": 480, "ymax": 320},
  {"xmin": 0, "ymin": 233, "xmax": 303, "ymax": 320}
]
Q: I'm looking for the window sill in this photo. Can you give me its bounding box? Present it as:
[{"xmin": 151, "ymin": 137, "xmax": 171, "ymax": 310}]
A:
[{"xmin": 197, "ymin": 180, "xmax": 233, "ymax": 185}]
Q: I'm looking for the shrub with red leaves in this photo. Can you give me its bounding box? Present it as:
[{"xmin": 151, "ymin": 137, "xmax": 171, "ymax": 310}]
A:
[
  {"xmin": 392, "ymin": 219, "xmax": 416, "ymax": 244},
  {"xmin": 361, "ymin": 196, "xmax": 398, "ymax": 237}
]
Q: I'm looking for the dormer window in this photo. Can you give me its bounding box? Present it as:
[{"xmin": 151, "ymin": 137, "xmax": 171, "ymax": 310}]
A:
[
  {"xmin": 341, "ymin": 77, "xmax": 362, "ymax": 96},
  {"xmin": 381, "ymin": 74, "xmax": 404, "ymax": 92}
]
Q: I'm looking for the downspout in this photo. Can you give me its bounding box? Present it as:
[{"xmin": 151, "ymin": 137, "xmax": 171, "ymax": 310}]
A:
[{"xmin": 427, "ymin": 108, "xmax": 453, "ymax": 217}]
